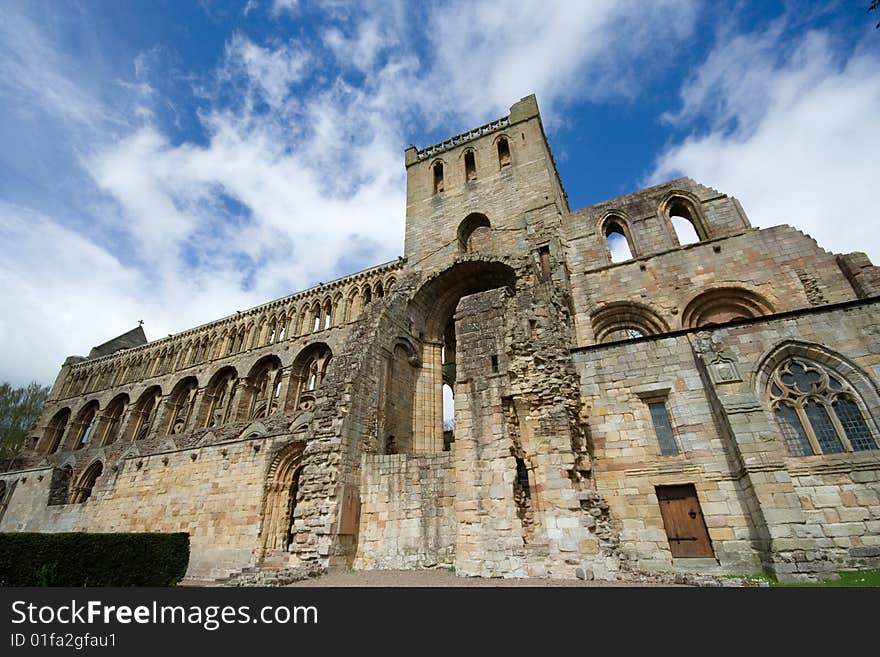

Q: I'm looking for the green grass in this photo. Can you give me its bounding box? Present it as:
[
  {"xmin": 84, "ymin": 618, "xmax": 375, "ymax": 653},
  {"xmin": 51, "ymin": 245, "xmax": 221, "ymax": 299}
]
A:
[
  {"xmin": 724, "ymin": 569, "xmax": 880, "ymax": 587},
  {"xmin": 771, "ymin": 569, "xmax": 880, "ymax": 587}
]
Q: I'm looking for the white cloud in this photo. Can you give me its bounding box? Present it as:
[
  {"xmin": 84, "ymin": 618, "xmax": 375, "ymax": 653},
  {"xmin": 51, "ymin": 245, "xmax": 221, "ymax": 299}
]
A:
[
  {"xmin": 421, "ymin": 0, "xmax": 698, "ymax": 125},
  {"xmin": 651, "ymin": 27, "xmax": 880, "ymax": 263},
  {"xmin": 270, "ymin": 0, "xmax": 298, "ymax": 17},
  {"xmin": 222, "ymin": 34, "xmax": 309, "ymax": 109}
]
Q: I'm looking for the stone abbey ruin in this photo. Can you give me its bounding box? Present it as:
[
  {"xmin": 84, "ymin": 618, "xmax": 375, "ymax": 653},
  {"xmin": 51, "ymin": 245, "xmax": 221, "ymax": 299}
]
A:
[{"xmin": 1, "ymin": 95, "xmax": 879, "ymax": 583}]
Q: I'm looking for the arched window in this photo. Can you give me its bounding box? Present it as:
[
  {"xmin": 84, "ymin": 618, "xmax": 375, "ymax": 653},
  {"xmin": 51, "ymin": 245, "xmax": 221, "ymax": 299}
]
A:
[
  {"xmin": 166, "ymin": 378, "xmax": 198, "ymax": 435},
  {"xmin": 73, "ymin": 403, "xmax": 99, "ymax": 450},
  {"xmin": 99, "ymin": 395, "xmax": 128, "ymax": 446},
  {"xmin": 289, "ymin": 345, "xmax": 332, "ymax": 413},
  {"xmin": 591, "ymin": 302, "xmax": 669, "ymax": 343},
  {"xmin": 44, "ymin": 408, "xmax": 71, "ymax": 454},
  {"xmin": 71, "ymin": 461, "xmax": 103, "ymax": 504},
  {"xmin": 457, "ymin": 213, "xmax": 492, "ymax": 253},
  {"xmin": 277, "ymin": 315, "xmax": 287, "ymax": 342},
  {"xmin": 248, "ymin": 358, "xmax": 282, "ymax": 420},
  {"xmin": 128, "ymin": 386, "xmax": 162, "ymax": 441},
  {"xmin": 433, "ymin": 161, "xmax": 444, "ymax": 193},
  {"xmin": 497, "ymin": 137, "xmax": 511, "ymax": 168},
  {"xmin": 312, "ymin": 303, "xmax": 322, "ymax": 332},
  {"xmin": 374, "ymin": 282, "xmax": 384, "ymax": 299},
  {"xmin": 268, "ymin": 318, "xmax": 278, "ymax": 345},
  {"xmin": 203, "ymin": 368, "xmax": 238, "ymax": 428},
  {"xmin": 682, "ymin": 288, "xmax": 773, "ymax": 329},
  {"xmin": 464, "ymin": 150, "xmax": 477, "ymax": 181},
  {"xmin": 769, "ymin": 358, "xmax": 877, "ymax": 456},
  {"xmin": 666, "ymin": 196, "xmax": 705, "ymax": 245},
  {"xmin": 322, "ymin": 300, "xmax": 332, "ymax": 329},
  {"xmin": 363, "ymin": 285, "xmax": 372, "ymax": 305},
  {"xmin": 603, "ymin": 218, "xmax": 634, "ymax": 263},
  {"xmin": 346, "ymin": 289, "xmax": 361, "ymax": 321}
]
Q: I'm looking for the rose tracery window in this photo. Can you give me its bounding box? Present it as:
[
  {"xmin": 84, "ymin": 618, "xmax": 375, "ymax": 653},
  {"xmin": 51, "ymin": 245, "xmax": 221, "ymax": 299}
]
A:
[{"xmin": 769, "ymin": 358, "xmax": 877, "ymax": 456}]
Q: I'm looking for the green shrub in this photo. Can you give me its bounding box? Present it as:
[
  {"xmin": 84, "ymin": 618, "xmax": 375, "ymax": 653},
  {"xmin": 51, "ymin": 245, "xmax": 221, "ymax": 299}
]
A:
[{"xmin": 0, "ymin": 532, "xmax": 190, "ymax": 586}]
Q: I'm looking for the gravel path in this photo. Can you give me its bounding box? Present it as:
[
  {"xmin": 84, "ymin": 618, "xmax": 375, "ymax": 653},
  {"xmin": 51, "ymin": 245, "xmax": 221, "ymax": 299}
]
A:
[{"xmin": 287, "ymin": 569, "xmax": 682, "ymax": 587}]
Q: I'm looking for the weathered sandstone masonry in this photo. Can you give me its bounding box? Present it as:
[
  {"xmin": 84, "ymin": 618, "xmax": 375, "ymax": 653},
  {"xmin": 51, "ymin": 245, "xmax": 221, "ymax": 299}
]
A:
[{"xmin": 1, "ymin": 94, "xmax": 878, "ymax": 583}]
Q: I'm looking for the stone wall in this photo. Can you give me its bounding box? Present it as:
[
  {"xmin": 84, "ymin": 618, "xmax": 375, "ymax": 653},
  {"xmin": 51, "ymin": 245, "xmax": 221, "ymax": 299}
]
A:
[
  {"xmin": 573, "ymin": 300, "xmax": 880, "ymax": 581},
  {"xmin": 354, "ymin": 453, "xmax": 456, "ymax": 569},
  {"xmin": 0, "ymin": 436, "xmax": 275, "ymax": 580}
]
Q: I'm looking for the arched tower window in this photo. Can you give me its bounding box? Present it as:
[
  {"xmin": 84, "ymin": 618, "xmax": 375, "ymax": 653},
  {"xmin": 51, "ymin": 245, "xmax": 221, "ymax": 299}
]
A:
[
  {"xmin": 769, "ymin": 358, "xmax": 878, "ymax": 456},
  {"xmin": 603, "ymin": 217, "xmax": 634, "ymax": 263},
  {"xmin": 457, "ymin": 213, "xmax": 492, "ymax": 253},
  {"xmin": 464, "ymin": 150, "xmax": 477, "ymax": 181},
  {"xmin": 665, "ymin": 196, "xmax": 706, "ymax": 245},
  {"xmin": 497, "ymin": 137, "xmax": 511, "ymax": 168},
  {"xmin": 433, "ymin": 161, "xmax": 444, "ymax": 194}
]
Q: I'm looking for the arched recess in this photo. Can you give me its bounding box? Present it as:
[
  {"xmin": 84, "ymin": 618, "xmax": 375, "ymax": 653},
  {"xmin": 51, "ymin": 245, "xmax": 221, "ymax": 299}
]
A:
[
  {"xmin": 246, "ymin": 356, "xmax": 283, "ymax": 420},
  {"xmin": 199, "ymin": 367, "xmax": 239, "ymax": 428},
  {"xmin": 591, "ymin": 301, "xmax": 670, "ymax": 343},
  {"xmin": 662, "ymin": 193, "xmax": 708, "ymax": 245},
  {"xmin": 258, "ymin": 441, "xmax": 306, "ymax": 556},
  {"xmin": 380, "ymin": 339, "xmax": 420, "ymax": 455},
  {"xmin": 70, "ymin": 460, "xmax": 103, "ymax": 504},
  {"xmin": 600, "ymin": 214, "xmax": 635, "ymax": 262},
  {"xmin": 125, "ymin": 386, "xmax": 162, "ymax": 441},
  {"xmin": 286, "ymin": 344, "xmax": 332, "ymax": 415},
  {"xmin": 755, "ymin": 341, "xmax": 880, "ymax": 456},
  {"xmin": 681, "ymin": 287, "xmax": 774, "ymax": 328},
  {"xmin": 164, "ymin": 377, "xmax": 199, "ymax": 435},
  {"xmin": 407, "ymin": 260, "xmax": 517, "ymax": 452},
  {"xmin": 43, "ymin": 408, "xmax": 71, "ymax": 454},
  {"xmin": 457, "ymin": 213, "xmax": 492, "ymax": 253},
  {"xmin": 98, "ymin": 394, "xmax": 129, "ymax": 446},
  {"xmin": 71, "ymin": 401, "xmax": 100, "ymax": 451}
]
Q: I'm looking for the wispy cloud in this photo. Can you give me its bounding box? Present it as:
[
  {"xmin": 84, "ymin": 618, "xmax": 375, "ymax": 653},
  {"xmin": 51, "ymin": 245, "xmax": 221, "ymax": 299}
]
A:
[{"xmin": 650, "ymin": 24, "xmax": 880, "ymax": 262}]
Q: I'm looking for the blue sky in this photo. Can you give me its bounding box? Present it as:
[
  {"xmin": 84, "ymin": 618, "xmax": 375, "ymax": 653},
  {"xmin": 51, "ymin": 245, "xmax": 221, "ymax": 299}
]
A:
[{"xmin": 1, "ymin": 0, "xmax": 878, "ymax": 387}]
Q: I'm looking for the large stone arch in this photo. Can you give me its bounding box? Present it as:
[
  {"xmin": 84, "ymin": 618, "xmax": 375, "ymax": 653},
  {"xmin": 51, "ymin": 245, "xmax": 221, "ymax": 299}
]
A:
[{"xmin": 406, "ymin": 260, "xmax": 517, "ymax": 452}]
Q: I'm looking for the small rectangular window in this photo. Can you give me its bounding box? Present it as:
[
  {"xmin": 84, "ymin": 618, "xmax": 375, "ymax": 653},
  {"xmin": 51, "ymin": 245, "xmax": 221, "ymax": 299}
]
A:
[
  {"xmin": 490, "ymin": 355, "xmax": 499, "ymax": 373},
  {"xmin": 648, "ymin": 400, "xmax": 679, "ymax": 456},
  {"xmin": 537, "ymin": 246, "xmax": 551, "ymax": 281}
]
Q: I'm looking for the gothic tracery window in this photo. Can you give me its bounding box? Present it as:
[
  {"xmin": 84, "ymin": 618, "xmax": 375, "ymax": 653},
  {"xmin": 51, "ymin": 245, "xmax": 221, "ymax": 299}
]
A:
[
  {"xmin": 769, "ymin": 358, "xmax": 877, "ymax": 456},
  {"xmin": 292, "ymin": 347, "xmax": 332, "ymax": 413}
]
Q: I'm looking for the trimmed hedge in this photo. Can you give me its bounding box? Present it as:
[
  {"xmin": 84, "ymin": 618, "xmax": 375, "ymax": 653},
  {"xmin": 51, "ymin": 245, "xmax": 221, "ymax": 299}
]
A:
[{"xmin": 0, "ymin": 532, "xmax": 190, "ymax": 586}]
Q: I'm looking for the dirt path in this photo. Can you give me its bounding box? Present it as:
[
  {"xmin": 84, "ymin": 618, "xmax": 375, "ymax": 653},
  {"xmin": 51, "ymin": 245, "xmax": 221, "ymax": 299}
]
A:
[{"xmin": 287, "ymin": 569, "xmax": 684, "ymax": 587}]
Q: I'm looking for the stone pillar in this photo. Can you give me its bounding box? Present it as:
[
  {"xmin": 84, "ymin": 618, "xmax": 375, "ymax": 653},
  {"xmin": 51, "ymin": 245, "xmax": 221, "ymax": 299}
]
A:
[{"xmin": 412, "ymin": 341, "xmax": 443, "ymax": 453}]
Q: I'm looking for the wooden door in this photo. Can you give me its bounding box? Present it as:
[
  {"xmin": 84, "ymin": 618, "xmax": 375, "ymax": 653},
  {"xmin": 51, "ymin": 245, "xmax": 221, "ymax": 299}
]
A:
[{"xmin": 656, "ymin": 484, "xmax": 714, "ymax": 558}]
